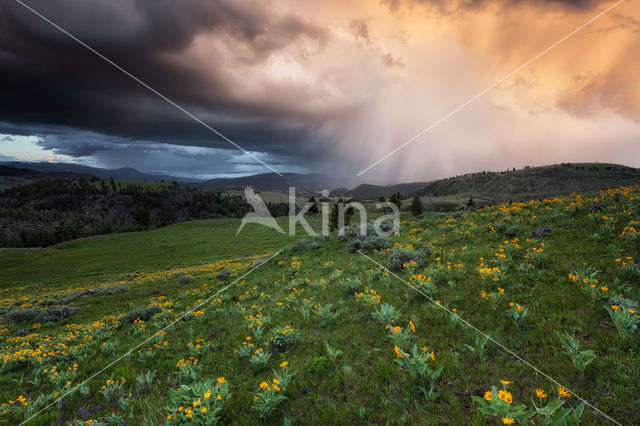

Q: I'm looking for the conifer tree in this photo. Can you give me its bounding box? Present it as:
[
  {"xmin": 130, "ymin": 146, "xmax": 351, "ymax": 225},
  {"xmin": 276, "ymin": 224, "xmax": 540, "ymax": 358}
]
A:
[
  {"xmin": 410, "ymin": 195, "xmax": 424, "ymax": 217},
  {"xmin": 307, "ymin": 196, "xmax": 319, "ymax": 214}
]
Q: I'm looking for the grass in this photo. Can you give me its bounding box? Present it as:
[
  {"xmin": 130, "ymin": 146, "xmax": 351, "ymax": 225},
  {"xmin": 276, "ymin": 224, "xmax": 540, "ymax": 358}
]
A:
[
  {"xmin": 0, "ymin": 218, "xmax": 316, "ymax": 291},
  {"xmin": 0, "ymin": 186, "xmax": 638, "ymax": 424}
]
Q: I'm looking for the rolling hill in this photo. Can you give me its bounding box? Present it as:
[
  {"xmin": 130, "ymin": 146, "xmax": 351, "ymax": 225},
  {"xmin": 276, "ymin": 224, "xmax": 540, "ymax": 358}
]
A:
[
  {"xmin": 333, "ymin": 163, "xmax": 640, "ymax": 201},
  {"xmin": 1, "ymin": 185, "xmax": 639, "ymax": 423},
  {"xmin": 0, "ymin": 161, "xmax": 201, "ymax": 183},
  {"xmin": 198, "ymin": 172, "xmax": 354, "ymax": 193}
]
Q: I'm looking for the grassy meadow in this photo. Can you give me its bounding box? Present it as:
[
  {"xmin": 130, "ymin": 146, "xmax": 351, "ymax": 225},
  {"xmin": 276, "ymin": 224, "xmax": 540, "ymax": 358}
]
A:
[{"xmin": 0, "ymin": 186, "xmax": 639, "ymax": 424}]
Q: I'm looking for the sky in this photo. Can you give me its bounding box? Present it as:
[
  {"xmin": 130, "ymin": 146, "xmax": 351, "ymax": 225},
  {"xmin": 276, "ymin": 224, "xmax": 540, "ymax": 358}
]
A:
[{"xmin": 0, "ymin": 0, "xmax": 638, "ymax": 183}]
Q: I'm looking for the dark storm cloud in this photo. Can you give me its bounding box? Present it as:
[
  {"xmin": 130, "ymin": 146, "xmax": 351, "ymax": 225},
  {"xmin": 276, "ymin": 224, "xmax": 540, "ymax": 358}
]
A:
[{"xmin": 0, "ymin": 0, "xmax": 330, "ymax": 167}]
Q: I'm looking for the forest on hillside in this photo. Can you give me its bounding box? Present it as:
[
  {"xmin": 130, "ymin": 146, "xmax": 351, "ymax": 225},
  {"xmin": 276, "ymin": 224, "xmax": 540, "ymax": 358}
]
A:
[{"xmin": 0, "ymin": 178, "xmax": 289, "ymax": 247}]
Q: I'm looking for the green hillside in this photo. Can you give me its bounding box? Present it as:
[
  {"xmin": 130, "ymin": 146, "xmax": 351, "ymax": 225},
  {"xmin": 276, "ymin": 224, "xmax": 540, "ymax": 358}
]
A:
[
  {"xmin": 0, "ymin": 186, "xmax": 638, "ymax": 424},
  {"xmin": 0, "ymin": 218, "xmax": 304, "ymax": 289},
  {"xmin": 340, "ymin": 163, "xmax": 640, "ymax": 202}
]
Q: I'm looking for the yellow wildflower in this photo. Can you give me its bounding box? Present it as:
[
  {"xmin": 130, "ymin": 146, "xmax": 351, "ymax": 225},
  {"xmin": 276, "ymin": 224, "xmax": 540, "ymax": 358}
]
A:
[
  {"xmin": 498, "ymin": 390, "xmax": 513, "ymax": 404},
  {"xmin": 557, "ymin": 386, "xmax": 571, "ymax": 398},
  {"xmin": 394, "ymin": 345, "xmax": 404, "ymax": 358}
]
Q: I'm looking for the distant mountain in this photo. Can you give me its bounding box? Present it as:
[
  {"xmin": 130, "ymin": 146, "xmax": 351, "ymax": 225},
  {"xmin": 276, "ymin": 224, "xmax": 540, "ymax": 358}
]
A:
[
  {"xmin": 333, "ymin": 163, "xmax": 640, "ymax": 201},
  {"xmin": 0, "ymin": 164, "xmax": 99, "ymax": 179},
  {"xmin": 198, "ymin": 172, "xmax": 354, "ymax": 192},
  {"xmin": 0, "ymin": 161, "xmax": 202, "ymax": 183},
  {"xmin": 331, "ymin": 182, "xmax": 428, "ymax": 199},
  {"xmin": 0, "ymin": 165, "xmax": 101, "ymax": 191},
  {"xmin": 0, "ymin": 162, "xmax": 357, "ymax": 192}
]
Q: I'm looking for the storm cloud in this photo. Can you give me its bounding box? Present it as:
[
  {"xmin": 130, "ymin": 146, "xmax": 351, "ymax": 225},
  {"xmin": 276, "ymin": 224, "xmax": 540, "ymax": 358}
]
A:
[
  {"xmin": 0, "ymin": 0, "xmax": 638, "ymax": 181},
  {"xmin": 0, "ymin": 0, "xmax": 339, "ymax": 173}
]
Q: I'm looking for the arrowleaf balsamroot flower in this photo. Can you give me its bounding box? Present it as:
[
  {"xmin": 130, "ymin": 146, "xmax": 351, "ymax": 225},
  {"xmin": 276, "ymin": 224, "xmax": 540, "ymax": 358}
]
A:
[
  {"xmin": 536, "ymin": 388, "xmax": 547, "ymax": 398},
  {"xmin": 557, "ymin": 386, "xmax": 571, "ymax": 398},
  {"xmin": 498, "ymin": 390, "xmax": 513, "ymax": 404},
  {"xmin": 394, "ymin": 345, "xmax": 404, "ymax": 358}
]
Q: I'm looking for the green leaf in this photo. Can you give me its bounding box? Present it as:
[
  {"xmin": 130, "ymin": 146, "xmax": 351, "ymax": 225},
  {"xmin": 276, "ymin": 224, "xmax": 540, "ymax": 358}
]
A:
[
  {"xmin": 549, "ymin": 407, "xmax": 571, "ymax": 425},
  {"xmin": 537, "ymin": 399, "xmax": 565, "ymax": 415}
]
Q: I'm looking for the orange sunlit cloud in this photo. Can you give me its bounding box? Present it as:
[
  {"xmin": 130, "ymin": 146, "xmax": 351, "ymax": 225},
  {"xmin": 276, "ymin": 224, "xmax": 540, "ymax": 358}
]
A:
[{"xmin": 270, "ymin": 0, "xmax": 640, "ymax": 181}]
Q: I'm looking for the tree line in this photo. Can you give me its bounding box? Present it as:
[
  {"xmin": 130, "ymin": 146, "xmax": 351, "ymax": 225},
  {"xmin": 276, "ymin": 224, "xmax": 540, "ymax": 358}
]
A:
[{"xmin": 0, "ymin": 178, "xmax": 289, "ymax": 247}]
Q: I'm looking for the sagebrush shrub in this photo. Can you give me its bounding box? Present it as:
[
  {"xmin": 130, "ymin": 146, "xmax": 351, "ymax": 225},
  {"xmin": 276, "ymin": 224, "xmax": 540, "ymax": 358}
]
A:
[
  {"xmin": 121, "ymin": 305, "xmax": 162, "ymax": 325},
  {"xmin": 216, "ymin": 268, "xmax": 232, "ymax": 281},
  {"xmin": 346, "ymin": 239, "xmax": 362, "ymax": 253},
  {"xmin": 387, "ymin": 247, "xmax": 424, "ymax": 272},
  {"xmin": 40, "ymin": 285, "xmax": 129, "ymax": 306},
  {"xmin": 294, "ymin": 239, "xmax": 309, "ymax": 251},
  {"xmin": 361, "ymin": 236, "xmax": 392, "ymax": 252},
  {"xmin": 4, "ymin": 306, "xmax": 79, "ymax": 324}
]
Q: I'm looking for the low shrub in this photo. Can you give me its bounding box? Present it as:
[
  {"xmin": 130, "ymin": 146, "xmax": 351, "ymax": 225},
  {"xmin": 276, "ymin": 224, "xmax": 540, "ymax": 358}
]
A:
[
  {"xmin": 174, "ymin": 273, "xmax": 192, "ymax": 285},
  {"xmin": 4, "ymin": 306, "xmax": 79, "ymax": 324},
  {"xmin": 307, "ymin": 241, "xmax": 321, "ymax": 250},
  {"xmin": 294, "ymin": 237, "xmax": 324, "ymax": 252},
  {"xmin": 294, "ymin": 239, "xmax": 310, "ymax": 251},
  {"xmin": 346, "ymin": 239, "xmax": 362, "ymax": 253},
  {"xmin": 361, "ymin": 236, "xmax": 392, "ymax": 252},
  {"xmin": 216, "ymin": 268, "xmax": 232, "ymax": 281},
  {"xmin": 40, "ymin": 285, "xmax": 129, "ymax": 306},
  {"xmin": 388, "ymin": 247, "xmax": 425, "ymax": 272},
  {"xmin": 494, "ymin": 221, "xmax": 523, "ymax": 238},
  {"xmin": 121, "ymin": 305, "xmax": 162, "ymax": 325}
]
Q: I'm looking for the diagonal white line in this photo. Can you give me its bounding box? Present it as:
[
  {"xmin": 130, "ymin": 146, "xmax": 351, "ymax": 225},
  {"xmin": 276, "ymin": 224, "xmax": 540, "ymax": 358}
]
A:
[
  {"xmin": 356, "ymin": 0, "xmax": 626, "ymax": 176},
  {"xmin": 20, "ymin": 250, "xmax": 282, "ymax": 425},
  {"xmin": 357, "ymin": 250, "xmax": 622, "ymax": 425},
  {"xmin": 13, "ymin": 0, "xmax": 282, "ymax": 176}
]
